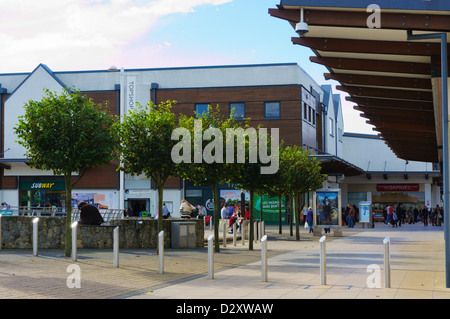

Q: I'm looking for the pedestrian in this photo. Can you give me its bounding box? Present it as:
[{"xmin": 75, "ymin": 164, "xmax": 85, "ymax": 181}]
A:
[
  {"xmin": 179, "ymin": 199, "xmax": 195, "ymax": 219},
  {"xmin": 347, "ymin": 204, "xmax": 355, "ymax": 228},
  {"xmin": 221, "ymin": 203, "xmax": 229, "ymax": 219},
  {"xmin": 306, "ymin": 206, "xmax": 313, "ymax": 233},
  {"xmin": 421, "ymin": 206, "xmax": 429, "ymax": 226},
  {"xmin": 162, "ymin": 203, "xmax": 170, "ymax": 219},
  {"xmin": 78, "ymin": 202, "xmax": 104, "ymax": 226}
]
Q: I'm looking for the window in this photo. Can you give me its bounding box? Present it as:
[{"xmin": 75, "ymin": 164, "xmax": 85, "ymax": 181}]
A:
[
  {"xmin": 329, "ymin": 118, "xmax": 334, "ymax": 136},
  {"xmin": 195, "ymin": 104, "xmax": 210, "ymax": 118},
  {"xmin": 301, "ymin": 88, "xmax": 317, "ymax": 127},
  {"xmin": 229, "ymin": 103, "xmax": 245, "ymax": 120},
  {"xmin": 303, "ymin": 103, "xmax": 308, "ymax": 120},
  {"xmin": 264, "ymin": 102, "xmax": 280, "ymax": 119}
]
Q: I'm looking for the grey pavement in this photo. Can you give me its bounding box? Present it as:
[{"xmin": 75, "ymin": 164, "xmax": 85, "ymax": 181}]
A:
[{"xmin": 0, "ymin": 221, "xmax": 448, "ymax": 300}]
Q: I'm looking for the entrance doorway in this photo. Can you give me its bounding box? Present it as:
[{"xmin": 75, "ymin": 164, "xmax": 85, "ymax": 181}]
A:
[{"xmin": 126, "ymin": 199, "xmax": 150, "ymax": 217}]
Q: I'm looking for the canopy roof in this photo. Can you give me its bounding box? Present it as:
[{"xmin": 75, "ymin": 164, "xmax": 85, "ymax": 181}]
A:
[{"xmin": 270, "ymin": 1, "xmax": 450, "ymax": 163}]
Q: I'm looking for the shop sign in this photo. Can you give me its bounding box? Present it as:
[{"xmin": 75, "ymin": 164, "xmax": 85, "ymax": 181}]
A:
[
  {"xmin": 19, "ymin": 181, "xmax": 66, "ymax": 191},
  {"xmin": 376, "ymin": 184, "xmax": 420, "ymax": 192}
]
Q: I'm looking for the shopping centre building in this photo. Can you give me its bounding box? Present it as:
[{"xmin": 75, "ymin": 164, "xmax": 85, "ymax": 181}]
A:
[{"xmin": 0, "ymin": 61, "xmax": 440, "ymax": 219}]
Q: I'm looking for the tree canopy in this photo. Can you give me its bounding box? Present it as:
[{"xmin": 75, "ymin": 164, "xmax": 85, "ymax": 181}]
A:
[{"xmin": 15, "ymin": 89, "xmax": 119, "ymax": 256}]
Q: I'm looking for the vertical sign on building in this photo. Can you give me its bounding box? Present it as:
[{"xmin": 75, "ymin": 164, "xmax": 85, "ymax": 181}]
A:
[{"xmin": 126, "ymin": 76, "xmax": 136, "ymax": 114}]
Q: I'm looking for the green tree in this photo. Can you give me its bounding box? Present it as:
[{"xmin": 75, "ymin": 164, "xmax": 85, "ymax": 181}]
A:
[
  {"xmin": 232, "ymin": 126, "xmax": 279, "ymax": 250},
  {"xmin": 119, "ymin": 100, "xmax": 179, "ymax": 233},
  {"xmin": 282, "ymin": 146, "xmax": 326, "ymax": 240},
  {"xmin": 175, "ymin": 105, "xmax": 244, "ymax": 252},
  {"xmin": 15, "ymin": 89, "xmax": 119, "ymax": 257}
]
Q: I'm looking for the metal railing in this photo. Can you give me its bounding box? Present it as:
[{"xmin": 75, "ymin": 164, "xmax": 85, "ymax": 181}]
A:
[{"xmin": 3, "ymin": 206, "xmax": 124, "ymax": 224}]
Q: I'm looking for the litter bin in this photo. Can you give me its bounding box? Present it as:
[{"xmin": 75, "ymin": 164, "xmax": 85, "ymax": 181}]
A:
[{"xmin": 171, "ymin": 222, "xmax": 196, "ymax": 248}]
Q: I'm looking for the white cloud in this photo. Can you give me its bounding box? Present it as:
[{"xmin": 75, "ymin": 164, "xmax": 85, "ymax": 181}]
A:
[{"xmin": 0, "ymin": 0, "xmax": 233, "ymax": 72}]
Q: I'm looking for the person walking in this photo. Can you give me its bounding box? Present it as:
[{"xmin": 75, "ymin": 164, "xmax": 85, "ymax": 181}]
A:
[
  {"xmin": 347, "ymin": 204, "xmax": 355, "ymax": 228},
  {"xmin": 306, "ymin": 206, "xmax": 314, "ymax": 233}
]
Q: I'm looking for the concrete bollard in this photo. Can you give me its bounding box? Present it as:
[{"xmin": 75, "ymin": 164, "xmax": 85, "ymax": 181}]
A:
[
  {"xmin": 254, "ymin": 221, "xmax": 258, "ymax": 243},
  {"xmin": 71, "ymin": 221, "xmax": 78, "ymax": 262},
  {"xmin": 208, "ymin": 234, "xmax": 214, "ymax": 279},
  {"xmin": 158, "ymin": 231, "xmax": 164, "ymax": 274},
  {"xmin": 384, "ymin": 237, "xmax": 391, "ymax": 288},
  {"xmin": 261, "ymin": 235, "xmax": 268, "ymax": 282},
  {"xmin": 32, "ymin": 218, "xmax": 39, "ymax": 257},
  {"xmin": 113, "ymin": 226, "xmax": 119, "ymax": 268},
  {"xmin": 210, "ymin": 215, "xmax": 212, "ymax": 231},
  {"xmin": 320, "ymin": 236, "xmax": 326, "ymax": 285}
]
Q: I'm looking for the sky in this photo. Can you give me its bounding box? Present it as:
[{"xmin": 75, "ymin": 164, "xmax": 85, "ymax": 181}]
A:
[{"xmin": 0, "ymin": 0, "xmax": 374, "ymax": 134}]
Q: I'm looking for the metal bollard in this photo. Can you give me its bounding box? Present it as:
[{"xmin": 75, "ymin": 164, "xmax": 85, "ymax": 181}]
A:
[
  {"xmin": 261, "ymin": 235, "xmax": 268, "ymax": 282},
  {"xmin": 113, "ymin": 226, "xmax": 119, "ymax": 268},
  {"xmin": 384, "ymin": 237, "xmax": 391, "ymax": 288},
  {"xmin": 242, "ymin": 221, "xmax": 246, "ymax": 246},
  {"xmin": 254, "ymin": 221, "xmax": 258, "ymax": 243},
  {"xmin": 32, "ymin": 218, "xmax": 39, "ymax": 257},
  {"xmin": 320, "ymin": 236, "xmax": 326, "ymax": 285},
  {"xmin": 159, "ymin": 231, "xmax": 164, "ymax": 274},
  {"xmin": 0, "ymin": 215, "xmax": 2, "ymax": 252},
  {"xmin": 71, "ymin": 221, "xmax": 78, "ymax": 262},
  {"xmin": 208, "ymin": 234, "xmax": 214, "ymax": 279},
  {"xmin": 223, "ymin": 221, "xmax": 227, "ymax": 247},
  {"xmin": 233, "ymin": 223, "xmax": 236, "ymax": 246}
]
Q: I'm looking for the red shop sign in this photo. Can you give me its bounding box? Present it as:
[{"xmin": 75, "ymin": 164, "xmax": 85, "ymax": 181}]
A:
[{"xmin": 377, "ymin": 184, "xmax": 420, "ymax": 192}]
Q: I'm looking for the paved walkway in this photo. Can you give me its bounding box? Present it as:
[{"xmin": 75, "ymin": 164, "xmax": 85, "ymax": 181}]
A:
[{"xmin": 0, "ymin": 222, "xmax": 448, "ymax": 300}]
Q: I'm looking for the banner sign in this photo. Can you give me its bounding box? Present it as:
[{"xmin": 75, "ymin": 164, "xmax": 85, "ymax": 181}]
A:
[{"xmin": 126, "ymin": 76, "xmax": 136, "ymax": 113}]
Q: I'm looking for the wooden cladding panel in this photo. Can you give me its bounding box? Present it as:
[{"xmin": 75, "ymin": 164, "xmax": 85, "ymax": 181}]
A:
[
  {"xmin": 84, "ymin": 91, "xmax": 118, "ymax": 116},
  {"xmin": 71, "ymin": 165, "xmax": 119, "ymax": 189}
]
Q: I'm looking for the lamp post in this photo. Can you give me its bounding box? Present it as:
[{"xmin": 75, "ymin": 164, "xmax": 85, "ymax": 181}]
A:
[
  {"xmin": 108, "ymin": 66, "xmax": 125, "ymax": 211},
  {"xmin": 407, "ymin": 31, "xmax": 448, "ymax": 287}
]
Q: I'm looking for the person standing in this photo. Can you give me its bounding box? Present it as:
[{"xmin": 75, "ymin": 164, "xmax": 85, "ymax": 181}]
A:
[
  {"xmin": 221, "ymin": 203, "xmax": 229, "ymax": 219},
  {"xmin": 306, "ymin": 206, "xmax": 314, "ymax": 233},
  {"xmin": 421, "ymin": 206, "xmax": 429, "ymax": 226},
  {"xmin": 347, "ymin": 204, "xmax": 355, "ymax": 228}
]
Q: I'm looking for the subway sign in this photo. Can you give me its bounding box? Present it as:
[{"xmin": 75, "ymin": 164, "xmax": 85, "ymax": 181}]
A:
[{"xmin": 19, "ymin": 181, "xmax": 65, "ymax": 191}]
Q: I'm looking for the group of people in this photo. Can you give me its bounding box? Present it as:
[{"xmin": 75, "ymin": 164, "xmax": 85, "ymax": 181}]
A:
[
  {"xmin": 383, "ymin": 204, "xmax": 443, "ymax": 227},
  {"xmin": 220, "ymin": 202, "xmax": 250, "ymax": 234}
]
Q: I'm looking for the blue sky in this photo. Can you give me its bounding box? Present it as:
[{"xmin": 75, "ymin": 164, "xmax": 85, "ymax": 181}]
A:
[{"xmin": 0, "ymin": 0, "xmax": 372, "ymax": 134}]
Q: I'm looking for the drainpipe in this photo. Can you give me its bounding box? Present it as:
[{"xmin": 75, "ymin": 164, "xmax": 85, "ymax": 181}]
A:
[{"xmin": 407, "ymin": 30, "xmax": 448, "ymax": 287}]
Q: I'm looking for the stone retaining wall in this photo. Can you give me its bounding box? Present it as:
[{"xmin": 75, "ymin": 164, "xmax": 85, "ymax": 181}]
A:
[{"xmin": 0, "ymin": 216, "xmax": 204, "ymax": 249}]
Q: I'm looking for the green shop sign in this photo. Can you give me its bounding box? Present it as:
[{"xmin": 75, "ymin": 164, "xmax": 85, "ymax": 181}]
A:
[
  {"xmin": 253, "ymin": 194, "xmax": 286, "ymax": 223},
  {"xmin": 19, "ymin": 181, "xmax": 66, "ymax": 191}
]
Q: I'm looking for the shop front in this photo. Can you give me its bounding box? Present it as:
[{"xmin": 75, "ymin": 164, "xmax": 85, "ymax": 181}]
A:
[{"xmin": 19, "ymin": 177, "xmax": 66, "ymax": 212}]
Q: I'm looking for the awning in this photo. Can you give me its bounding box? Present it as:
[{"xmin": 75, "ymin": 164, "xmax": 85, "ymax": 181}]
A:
[
  {"xmin": 270, "ymin": 1, "xmax": 450, "ymax": 163},
  {"xmin": 311, "ymin": 154, "xmax": 365, "ymax": 177}
]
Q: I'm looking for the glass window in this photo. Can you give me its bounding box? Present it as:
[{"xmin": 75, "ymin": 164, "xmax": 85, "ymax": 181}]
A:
[
  {"xmin": 195, "ymin": 104, "xmax": 210, "ymax": 118},
  {"xmin": 229, "ymin": 103, "xmax": 245, "ymax": 120},
  {"xmin": 265, "ymin": 102, "xmax": 280, "ymax": 119},
  {"xmin": 329, "ymin": 118, "xmax": 334, "ymax": 136}
]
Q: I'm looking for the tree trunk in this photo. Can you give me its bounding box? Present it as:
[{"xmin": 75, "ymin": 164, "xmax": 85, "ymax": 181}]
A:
[
  {"xmin": 64, "ymin": 174, "xmax": 73, "ymax": 257},
  {"xmin": 157, "ymin": 182, "xmax": 164, "ymax": 234},
  {"xmin": 278, "ymin": 195, "xmax": 282, "ymax": 234},
  {"xmin": 289, "ymin": 194, "xmax": 293, "ymax": 237},
  {"xmin": 212, "ymin": 183, "xmax": 220, "ymax": 253},
  {"xmin": 249, "ymin": 189, "xmax": 254, "ymax": 251},
  {"xmin": 294, "ymin": 192, "xmax": 300, "ymax": 241},
  {"xmin": 260, "ymin": 193, "xmax": 263, "ymax": 221}
]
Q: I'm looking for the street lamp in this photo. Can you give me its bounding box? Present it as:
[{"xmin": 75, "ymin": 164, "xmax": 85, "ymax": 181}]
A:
[{"xmin": 108, "ymin": 66, "xmax": 125, "ymax": 210}]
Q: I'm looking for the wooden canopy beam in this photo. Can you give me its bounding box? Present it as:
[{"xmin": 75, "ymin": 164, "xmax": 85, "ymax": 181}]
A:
[
  {"xmin": 337, "ymin": 86, "xmax": 433, "ymax": 102},
  {"xmin": 347, "ymin": 96, "xmax": 434, "ymax": 111},
  {"xmin": 292, "ymin": 37, "xmax": 442, "ymax": 57},
  {"xmin": 354, "ymin": 106, "xmax": 435, "ymax": 118},
  {"xmin": 310, "ymin": 56, "xmax": 431, "ymax": 75},
  {"xmin": 325, "ymin": 73, "xmax": 432, "ymax": 90},
  {"xmin": 367, "ymin": 120, "xmax": 435, "ymax": 132},
  {"xmin": 269, "ymin": 8, "xmax": 450, "ymax": 32}
]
